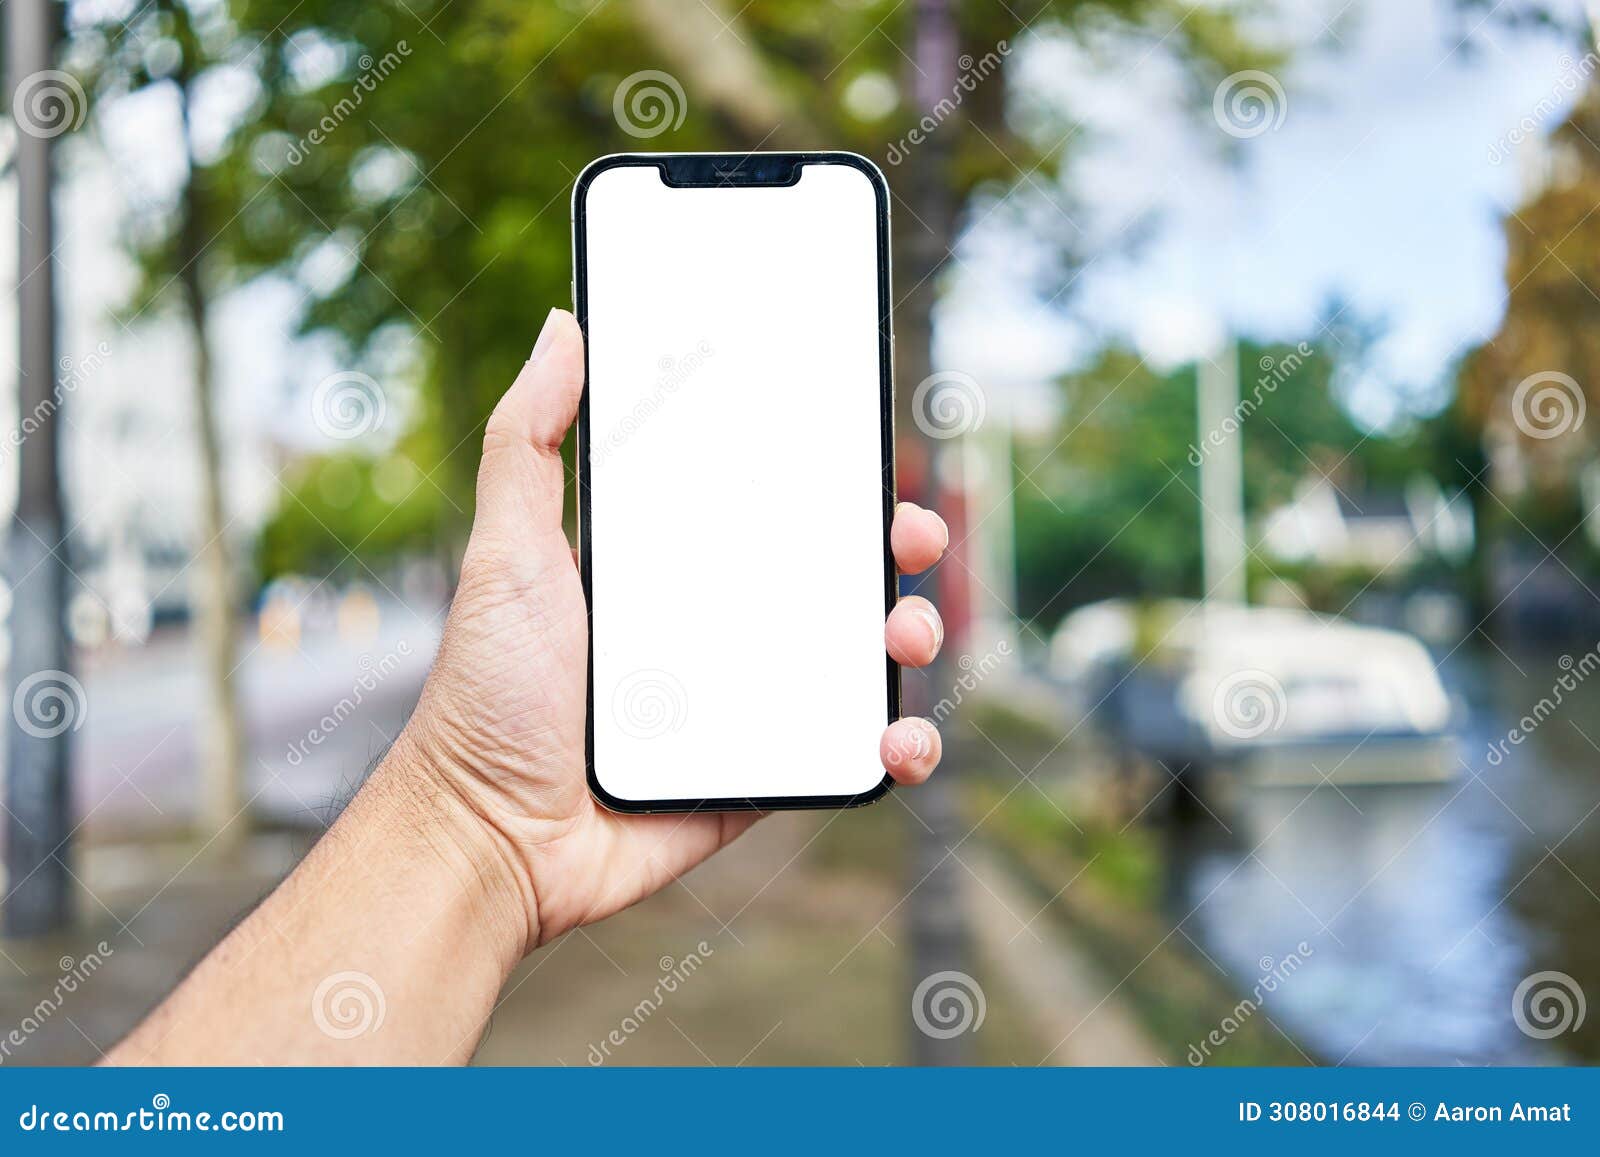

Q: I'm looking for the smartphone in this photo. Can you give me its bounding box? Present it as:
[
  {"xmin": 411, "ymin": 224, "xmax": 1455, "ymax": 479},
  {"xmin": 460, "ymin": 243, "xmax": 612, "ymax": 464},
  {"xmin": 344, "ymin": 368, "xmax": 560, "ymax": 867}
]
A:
[{"xmin": 573, "ymin": 151, "xmax": 897, "ymax": 813}]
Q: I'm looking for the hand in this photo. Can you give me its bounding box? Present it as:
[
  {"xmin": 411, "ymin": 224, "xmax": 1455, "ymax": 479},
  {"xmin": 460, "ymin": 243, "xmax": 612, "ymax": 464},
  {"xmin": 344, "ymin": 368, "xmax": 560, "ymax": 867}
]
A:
[{"xmin": 388, "ymin": 308, "xmax": 949, "ymax": 955}]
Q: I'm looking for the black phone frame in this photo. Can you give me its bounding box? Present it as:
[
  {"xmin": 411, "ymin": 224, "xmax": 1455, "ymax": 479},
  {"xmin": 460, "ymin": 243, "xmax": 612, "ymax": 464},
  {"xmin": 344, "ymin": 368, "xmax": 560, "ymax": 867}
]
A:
[{"xmin": 572, "ymin": 151, "xmax": 900, "ymax": 814}]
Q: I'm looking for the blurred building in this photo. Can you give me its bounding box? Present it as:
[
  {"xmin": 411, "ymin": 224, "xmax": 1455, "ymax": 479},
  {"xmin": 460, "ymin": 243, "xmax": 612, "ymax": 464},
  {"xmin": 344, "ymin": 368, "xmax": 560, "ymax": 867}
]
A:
[
  {"xmin": 1258, "ymin": 474, "xmax": 1475, "ymax": 571},
  {"xmin": 1, "ymin": 134, "xmax": 284, "ymax": 646}
]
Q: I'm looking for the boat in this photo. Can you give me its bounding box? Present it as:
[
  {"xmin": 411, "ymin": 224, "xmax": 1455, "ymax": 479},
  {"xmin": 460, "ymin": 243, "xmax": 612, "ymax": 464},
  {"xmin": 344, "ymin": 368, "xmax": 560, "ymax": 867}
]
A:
[{"xmin": 1050, "ymin": 599, "xmax": 1456, "ymax": 785}]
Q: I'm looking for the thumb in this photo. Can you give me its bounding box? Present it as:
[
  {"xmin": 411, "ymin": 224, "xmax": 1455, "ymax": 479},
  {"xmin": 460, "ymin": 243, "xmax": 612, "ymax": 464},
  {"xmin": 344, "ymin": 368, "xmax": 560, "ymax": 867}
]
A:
[{"xmin": 475, "ymin": 308, "xmax": 585, "ymax": 535}]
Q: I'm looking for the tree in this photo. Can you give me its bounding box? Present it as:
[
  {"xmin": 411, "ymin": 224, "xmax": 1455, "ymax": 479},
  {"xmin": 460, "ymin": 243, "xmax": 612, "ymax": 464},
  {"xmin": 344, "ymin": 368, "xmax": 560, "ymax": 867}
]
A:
[
  {"xmin": 1012, "ymin": 323, "xmax": 1425, "ymax": 628},
  {"xmin": 1460, "ymin": 75, "xmax": 1600, "ymax": 546},
  {"xmin": 76, "ymin": 0, "xmax": 251, "ymax": 848},
  {"xmin": 200, "ymin": 0, "xmax": 1263, "ymax": 573}
]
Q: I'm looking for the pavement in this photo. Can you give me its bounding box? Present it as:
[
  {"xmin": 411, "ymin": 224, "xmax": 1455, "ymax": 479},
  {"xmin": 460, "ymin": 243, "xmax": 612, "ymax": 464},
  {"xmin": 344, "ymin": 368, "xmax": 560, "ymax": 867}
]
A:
[
  {"xmin": 0, "ymin": 784, "xmax": 1168, "ymax": 1066},
  {"xmin": 0, "ymin": 803, "xmax": 1077, "ymax": 1066},
  {"xmin": 0, "ymin": 619, "xmax": 1160, "ymax": 1066}
]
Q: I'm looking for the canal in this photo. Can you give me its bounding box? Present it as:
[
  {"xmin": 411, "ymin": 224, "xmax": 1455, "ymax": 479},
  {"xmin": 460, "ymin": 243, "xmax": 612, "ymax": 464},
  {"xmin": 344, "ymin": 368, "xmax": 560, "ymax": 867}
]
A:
[{"xmin": 1169, "ymin": 645, "xmax": 1600, "ymax": 1064}]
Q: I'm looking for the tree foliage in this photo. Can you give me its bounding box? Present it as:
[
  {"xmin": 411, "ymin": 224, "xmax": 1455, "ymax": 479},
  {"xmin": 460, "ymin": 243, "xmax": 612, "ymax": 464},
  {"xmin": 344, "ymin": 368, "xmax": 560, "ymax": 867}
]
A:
[
  {"xmin": 1460, "ymin": 76, "xmax": 1600, "ymax": 540},
  {"xmin": 1012, "ymin": 318, "xmax": 1444, "ymax": 627},
  {"xmin": 168, "ymin": 0, "xmax": 1261, "ymax": 575}
]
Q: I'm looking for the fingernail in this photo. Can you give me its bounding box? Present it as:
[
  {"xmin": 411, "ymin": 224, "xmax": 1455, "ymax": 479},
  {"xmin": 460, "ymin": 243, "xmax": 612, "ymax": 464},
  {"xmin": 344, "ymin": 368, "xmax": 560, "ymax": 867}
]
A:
[
  {"xmin": 896, "ymin": 500, "xmax": 917, "ymax": 519},
  {"xmin": 913, "ymin": 605, "xmax": 943, "ymax": 652},
  {"xmin": 894, "ymin": 719, "xmax": 935, "ymax": 763},
  {"xmin": 937, "ymin": 515, "xmax": 950, "ymax": 551},
  {"xmin": 530, "ymin": 309, "xmax": 560, "ymax": 362}
]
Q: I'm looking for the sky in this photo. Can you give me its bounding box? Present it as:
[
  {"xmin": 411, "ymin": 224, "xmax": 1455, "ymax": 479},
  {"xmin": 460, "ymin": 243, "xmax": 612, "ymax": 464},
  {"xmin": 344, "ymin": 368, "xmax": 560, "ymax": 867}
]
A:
[{"xmin": 941, "ymin": 0, "xmax": 1594, "ymax": 432}]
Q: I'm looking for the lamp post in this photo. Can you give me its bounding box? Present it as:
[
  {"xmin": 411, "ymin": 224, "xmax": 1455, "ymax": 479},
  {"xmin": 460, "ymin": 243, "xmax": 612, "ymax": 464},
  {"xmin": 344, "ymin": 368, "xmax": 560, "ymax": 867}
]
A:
[
  {"xmin": 901, "ymin": 0, "xmax": 975, "ymax": 1066},
  {"xmin": 4, "ymin": 0, "xmax": 74, "ymax": 937}
]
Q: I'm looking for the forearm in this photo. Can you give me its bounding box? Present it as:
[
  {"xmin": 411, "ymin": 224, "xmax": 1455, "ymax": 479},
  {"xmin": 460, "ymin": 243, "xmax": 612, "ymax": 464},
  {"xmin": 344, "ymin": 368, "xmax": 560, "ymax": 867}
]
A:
[{"xmin": 104, "ymin": 736, "xmax": 529, "ymax": 1065}]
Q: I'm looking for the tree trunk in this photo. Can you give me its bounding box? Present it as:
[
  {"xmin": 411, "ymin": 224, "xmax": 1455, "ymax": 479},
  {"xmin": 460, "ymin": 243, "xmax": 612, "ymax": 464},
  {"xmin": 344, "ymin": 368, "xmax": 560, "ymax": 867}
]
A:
[
  {"xmin": 628, "ymin": 0, "xmax": 819, "ymax": 146},
  {"xmin": 178, "ymin": 94, "xmax": 247, "ymax": 853}
]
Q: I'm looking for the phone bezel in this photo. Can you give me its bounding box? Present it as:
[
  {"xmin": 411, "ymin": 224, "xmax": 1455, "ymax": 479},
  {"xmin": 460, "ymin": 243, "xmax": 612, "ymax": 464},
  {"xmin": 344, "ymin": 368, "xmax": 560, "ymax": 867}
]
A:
[{"xmin": 572, "ymin": 151, "xmax": 900, "ymax": 814}]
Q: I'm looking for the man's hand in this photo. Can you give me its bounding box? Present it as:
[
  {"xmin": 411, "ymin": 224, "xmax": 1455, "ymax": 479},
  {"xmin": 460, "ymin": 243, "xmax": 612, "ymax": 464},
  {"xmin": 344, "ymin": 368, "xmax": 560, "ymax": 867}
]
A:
[
  {"xmin": 107, "ymin": 307, "xmax": 948, "ymax": 1065},
  {"xmin": 392, "ymin": 307, "xmax": 949, "ymax": 955}
]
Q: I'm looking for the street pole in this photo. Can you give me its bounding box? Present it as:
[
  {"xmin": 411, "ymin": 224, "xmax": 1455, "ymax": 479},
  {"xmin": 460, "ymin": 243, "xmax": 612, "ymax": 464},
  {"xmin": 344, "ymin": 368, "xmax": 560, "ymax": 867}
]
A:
[
  {"xmin": 1197, "ymin": 339, "xmax": 1247, "ymax": 605},
  {"xmin": 4, "ymin": 0, "xmax": 74, "ymax": 937},
  {"xmin": 901, "ymin": 0, "xmax": 974, "ymax": 1066},
  {"xmin": 964, "ymin": 420, "xmax": 1019, "ymax": 659}
]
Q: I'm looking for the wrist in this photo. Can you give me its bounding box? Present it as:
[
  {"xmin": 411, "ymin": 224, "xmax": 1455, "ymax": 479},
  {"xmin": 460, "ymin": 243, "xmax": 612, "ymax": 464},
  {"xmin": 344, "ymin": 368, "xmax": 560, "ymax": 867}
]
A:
[{"xmin": 367, "ymin": 728, "xmax": 540, "ymax": 965}]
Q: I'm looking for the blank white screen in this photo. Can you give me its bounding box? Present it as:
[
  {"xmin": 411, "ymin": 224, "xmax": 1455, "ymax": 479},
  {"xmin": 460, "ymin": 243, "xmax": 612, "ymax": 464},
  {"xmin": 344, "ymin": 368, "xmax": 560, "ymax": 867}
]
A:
[{"xmin": 582, "ymin": 159, "xmax": 891, "ymax": 805}]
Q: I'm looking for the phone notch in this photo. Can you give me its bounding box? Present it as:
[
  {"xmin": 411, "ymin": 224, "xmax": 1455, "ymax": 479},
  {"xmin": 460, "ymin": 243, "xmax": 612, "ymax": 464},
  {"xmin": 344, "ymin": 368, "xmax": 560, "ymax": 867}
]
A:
[{"xmin": 658, "ymin": 154, "xmax": 803, "ymax": 189}]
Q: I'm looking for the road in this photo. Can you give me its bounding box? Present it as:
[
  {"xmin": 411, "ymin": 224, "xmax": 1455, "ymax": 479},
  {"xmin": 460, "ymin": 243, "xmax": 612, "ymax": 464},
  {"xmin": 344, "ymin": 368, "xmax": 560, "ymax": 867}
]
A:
[{"xmin": 58, "ymin": 598, "xmax": 442, "ymax": 841}]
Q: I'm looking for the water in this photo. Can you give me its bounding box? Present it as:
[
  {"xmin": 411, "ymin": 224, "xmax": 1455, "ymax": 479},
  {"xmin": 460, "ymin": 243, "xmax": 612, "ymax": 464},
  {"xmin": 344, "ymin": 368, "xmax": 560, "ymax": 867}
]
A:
[{"xmin": 1170, "ymin": 646, "xmax": 1600, "ymax": 1065}]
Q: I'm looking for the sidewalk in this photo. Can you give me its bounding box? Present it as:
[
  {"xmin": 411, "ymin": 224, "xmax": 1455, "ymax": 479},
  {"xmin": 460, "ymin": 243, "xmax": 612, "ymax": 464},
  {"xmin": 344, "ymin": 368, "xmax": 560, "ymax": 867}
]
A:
[{"xmin": 2, "ymin": 801, "xmax": 1061, "ymax": 1066}]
